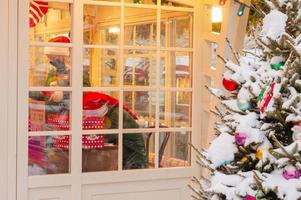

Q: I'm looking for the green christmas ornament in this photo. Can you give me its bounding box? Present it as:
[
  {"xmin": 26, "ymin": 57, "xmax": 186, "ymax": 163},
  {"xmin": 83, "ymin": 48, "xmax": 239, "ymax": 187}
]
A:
[{"xmin": 271, "ymin": 61, "xmax": 285, "ymax": 70}]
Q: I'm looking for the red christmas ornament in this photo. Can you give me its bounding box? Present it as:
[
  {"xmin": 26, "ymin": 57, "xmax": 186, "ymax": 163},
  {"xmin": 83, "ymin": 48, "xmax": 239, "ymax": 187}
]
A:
[{"xmin": 222, "ymin": 78, "xmax": 238, "ymax": 91}]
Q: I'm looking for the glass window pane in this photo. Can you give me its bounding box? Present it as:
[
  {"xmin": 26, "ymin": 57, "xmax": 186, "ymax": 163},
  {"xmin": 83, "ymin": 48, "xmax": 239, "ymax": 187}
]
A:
[
  {"xmin": 124, "ymin": 50, "xmax": 156, "ymax": 86},
  {"xmin": 159, "ymin": 91, "xmax": 191, "ymax": 128},
  {"xmin": 160, "ymin": 51, "xmax": 192, "ymax": 88},
  {"xmin": 123, "ymin": 91, "xmax": 156, "ymax": 129},
  {"xmin": 123, "ymin": 133, "xmax": 154, "ymax": 169},
  {"xmin": 82, "ymin": 134, "xmax": 118, "ymax": 172},
  {"xmin": 29, "ymin": 91, "xmax": 71, "ymax": 132},
  {"xmin": 125, "ymin": 8, "xmax": 157, "ymax": 46},
  {"xmin": 84, "ymin": 5, "xmax": 120, "ymax": 45},
  {"xmin": 210, "ymin": 42, "xmax": 218, "ymax": 70},
  {"xmin": 125, "ymin": 0, "xmax": 156, "ymax": 5},
  {"xmin": 29, "ymin": 46, "xmax": 71, "ymax": 87},
  {"xmin": 159, "ymin": 131, "xmax": 191, "ymax": 168},
  {"xmin": 29, "ymin": 2, "xmax": 71, "ymax": 42},
  {"xmin": 161, "ymin": 1, "xmax": 192, "ymax": 7},
  {"xmin": 82, "ymin": 92, "xmax": 119, "ymax": 130},
  {"xmin": 161, "ymin": 11, "xmax": 192, "ymax": 48},
  {"xmin": 28, "ymin": 135, "xmax": 70, "ymax": 176},
  {"xmin": 83, "ymin": 48, "xmax": 119, "ymax": 87},
  {"xmin": 211, "ymin": 6, "xmax": 222, "ymax": 34}
]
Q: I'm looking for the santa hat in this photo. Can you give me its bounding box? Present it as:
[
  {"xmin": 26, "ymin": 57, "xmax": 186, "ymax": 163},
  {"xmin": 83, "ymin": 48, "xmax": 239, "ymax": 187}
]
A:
[
  {"xmin": 44, "ymin": 36, "xmax": 70, "ymax": 56},
  {"xmin": 83, "ymin": 92, "xmax": 138, "ymax": 120}
]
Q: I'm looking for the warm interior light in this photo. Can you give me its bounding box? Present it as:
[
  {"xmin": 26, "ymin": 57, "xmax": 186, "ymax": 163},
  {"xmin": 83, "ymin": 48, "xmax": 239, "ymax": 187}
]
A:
[
  {"xmin": 109, "ymin": 27, "xmax": 120, "ymax": 33},
  {"xmin": 211, "ymin": 6, "xmax": 223, "ymax": 23}
]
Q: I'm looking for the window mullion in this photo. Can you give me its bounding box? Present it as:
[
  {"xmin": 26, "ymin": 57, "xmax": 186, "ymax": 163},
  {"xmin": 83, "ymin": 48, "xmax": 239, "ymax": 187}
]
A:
[{"xmin": 70, "ymin": 1, "xmax": 83, "ymax": 200}]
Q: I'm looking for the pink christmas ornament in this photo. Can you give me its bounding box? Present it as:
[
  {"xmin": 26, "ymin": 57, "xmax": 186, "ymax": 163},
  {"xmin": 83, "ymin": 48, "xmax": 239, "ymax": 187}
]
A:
[
  {"xmin": 283, "ymin": 166, "xmax": 301, "ymax": 180},
  {"xmin": 235, "ymin": 132, "xmax": 247, "ymax": 146},
  {"xmin": 245, "ymin": 195, "xmax": 256, "ymax": 200}
]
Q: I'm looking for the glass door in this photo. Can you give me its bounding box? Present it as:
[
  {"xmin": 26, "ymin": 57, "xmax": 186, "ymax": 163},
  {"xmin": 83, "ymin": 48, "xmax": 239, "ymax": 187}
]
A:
[{"xmin": 19, "ymin": 0, "xmax": 194, "ymax": 199}]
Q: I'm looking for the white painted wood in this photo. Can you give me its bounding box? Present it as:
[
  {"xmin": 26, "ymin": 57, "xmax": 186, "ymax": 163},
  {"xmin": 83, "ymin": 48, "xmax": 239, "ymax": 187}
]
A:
[
  {"xmin": 12, "ymin": 0, "xmax": 250, "ymax": 199},
  {"xmin": 29, "ymin": 186, "xmax": 72, "ymax": 200},
  {"xmin": 0, "ymin": 0, "xmax": 9, "ymax": 199},
  {"xmin": 82, "ymin": 178, "xmax": 190, "ymax": 200},
  {"xmin": 17, "ymin": 0, "xmax": 30, "ymax": 199}
]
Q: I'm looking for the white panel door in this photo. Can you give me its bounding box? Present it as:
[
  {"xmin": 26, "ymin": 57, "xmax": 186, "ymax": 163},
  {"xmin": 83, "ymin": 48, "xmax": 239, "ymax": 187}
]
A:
[{"xmin": 17, "ymin": 0, "xmax": 210, "ymax": 199}]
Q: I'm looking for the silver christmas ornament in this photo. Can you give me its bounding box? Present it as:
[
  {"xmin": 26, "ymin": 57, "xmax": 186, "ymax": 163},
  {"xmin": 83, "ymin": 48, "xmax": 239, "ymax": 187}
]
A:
[{"xmin": 237, "ymin": 99, "xmax": 251, "ymax": 112}]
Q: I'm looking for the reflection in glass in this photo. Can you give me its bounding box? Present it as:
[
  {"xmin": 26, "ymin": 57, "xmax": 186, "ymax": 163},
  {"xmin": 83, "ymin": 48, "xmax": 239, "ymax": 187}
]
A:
[
  {"xmin": 125, "ymin": 0, "xmax": 156, "ymax": 5},
  {"xmin": 29, "ymin": 91, "xmax": 71, "ymax": 132},
  {"xmin": 124, "ymin": 50, "xmax": 156, "ymax": 86},
  {"xmin": 29, "ymin": 2, "xmax": 71, "ymax": 42},
  {"xmin": 82, "ymin": 134, "xmax": 118, "ymax": 172},
  {"xmin": 159, "ymin": 132, "xmax": 190, "ymax": 168},
  {"xmin": 211, "ymin": 6, "xmax": 222, "ymax": 34},
  {"xmin": 28, "ymin": 135, "xmax": 70, "ymax": 176},
  {"xmin": 159, "ymin": 91, "xmax": 192, "ymax": 128},
  {"xmin": 160, "ymin": 51, "xmax": 192, "ymax": 88},
  {"xmin": 161, "ymin": 10, "xmax": 192, "ymax": 48},
  {"xmin": 29, "ymin": 46, "xmax": 71, "ymax": 87},
  {"xmin": 123, "ymin": 133, "xmax": 154, "ymax": 169},
  {"xmin": 123, "ymin": 91, "xmax": 156, "ymax": 128},
  {"xmin": 83, "ymin": 48, "xmax": 119, "ymax": 87},
  {"xmin": 82, "ymin": 92, "xmax": 119, "ymax": 130},
  {"xmin": 124, "ymin": 7, "xmax": 157, "ymax": 46},
  {"xmin": 210, "ymin": 42, "xmax": 218, "ymax": 70},
  {"xmin": 84, "ymin": 5, "xmax": 120, "ymax": 45}
]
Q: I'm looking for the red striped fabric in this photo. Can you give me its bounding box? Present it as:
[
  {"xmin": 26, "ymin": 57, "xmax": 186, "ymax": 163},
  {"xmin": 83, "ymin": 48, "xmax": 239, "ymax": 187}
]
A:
[{"xmin": 29, "ymin": 1, "xmax": 48, "ymax": 28}]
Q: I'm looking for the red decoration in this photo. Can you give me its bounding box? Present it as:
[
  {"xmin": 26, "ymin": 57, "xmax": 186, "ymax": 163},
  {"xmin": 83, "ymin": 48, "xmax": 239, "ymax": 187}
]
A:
[
  {"xmin": 29, "ymin": 1, "xmax": 48, "ymax": 28},
  {"xmin": 222, "ymin": 78, "xmax": 238, "ymax": 91},
  {"xmin": 219, "ymin": 0, "xmax": 226, "ymax": 5},
  {"xmin": 258, "ymin": 82, "xmax": 275, "ymax": 114}
]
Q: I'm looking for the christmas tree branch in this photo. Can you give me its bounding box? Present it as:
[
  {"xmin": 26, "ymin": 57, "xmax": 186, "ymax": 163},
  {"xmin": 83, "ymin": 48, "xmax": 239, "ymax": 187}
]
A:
[{"xmin": 226, "ymin": 38, "xmax": 240, "ymax": 65}]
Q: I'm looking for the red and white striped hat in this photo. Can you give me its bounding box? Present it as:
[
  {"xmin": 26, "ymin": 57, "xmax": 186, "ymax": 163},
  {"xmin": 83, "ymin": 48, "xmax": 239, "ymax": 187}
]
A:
[
  {"xmin": 29, "ymin": 1, "xmax": 48, "ymax": 28},
  {"xmin": 44, "ymin": 36, "xmax": 71, "ymax": 56}
]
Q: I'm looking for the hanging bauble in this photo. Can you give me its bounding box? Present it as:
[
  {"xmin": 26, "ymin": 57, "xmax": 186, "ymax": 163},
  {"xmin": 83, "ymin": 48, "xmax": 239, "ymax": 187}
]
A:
[
  {"xmin": 237, "ymin": 99, "xmax": 251, "ymax": 112},
  {"xmin": 240, "ymin": 156, "xmax": 249, "ymax": 164},
  {"xmin": 219, "ymin": 0, "xmax": 226, "ymax": 5},
  {"xmin": 222, "ymin": 78, "xmax": 238, "ymax": 91},
  {"xmin": 235, "ymin": 132, "xmax": 247, "ymax": 146},
  {"xmin": 292, "ymin": 122, "xmax": 301, "ymax": 141},
  {"xmin": 245, "ymin": 195, "xmax": 256, "ymax": 200},
  {"xmin": 256, "ymin": 148, "xmax": 263, "ymax": 160},
  {"xmin": 257, "ymin": 81, "xmax": 275, "ymax": 114},
  {"xmin": 271, "ymin": 61, "xmax": 285, "ymax": 70},
  {"xmin": 283, "ymin": 166, "xmax": 301, "ymax": 180},
  {"xmin": 270, "ymin": 56, "xmax": 285, "ymax": 71},
  {"xmin": 292, "ymin": 132, "xmax": 301, "ymax": 141}
]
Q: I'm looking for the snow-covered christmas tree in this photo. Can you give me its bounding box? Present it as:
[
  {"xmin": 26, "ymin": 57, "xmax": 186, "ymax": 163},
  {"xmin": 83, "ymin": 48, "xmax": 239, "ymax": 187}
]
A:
[{"xmin": 192, "ymin": 1, "xmax": 301, "ymax": 199}]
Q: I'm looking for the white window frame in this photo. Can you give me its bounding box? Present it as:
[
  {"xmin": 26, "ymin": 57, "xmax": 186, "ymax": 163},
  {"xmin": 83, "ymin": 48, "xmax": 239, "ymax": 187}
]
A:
[{"xmin": 15, "ymin": 0, "xmax": 249, "ymax": 199}]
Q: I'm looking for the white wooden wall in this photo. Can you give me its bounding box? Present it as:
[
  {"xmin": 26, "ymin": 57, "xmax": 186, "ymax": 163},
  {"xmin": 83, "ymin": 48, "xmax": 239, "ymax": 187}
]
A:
[{"xmin": 0, "ymin": 0, "xmax": 18, "ymax": 199}]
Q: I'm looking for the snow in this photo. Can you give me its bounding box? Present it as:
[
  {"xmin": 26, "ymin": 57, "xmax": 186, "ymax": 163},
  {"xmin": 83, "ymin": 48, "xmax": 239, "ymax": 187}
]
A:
[
  {"xmin": 209, "ymin": 172, "xmax": 243, "ymax": 199},
  {"xmin": 234, "ymin": 113, "xmax": 265, "ymax": 146},
  {"xmin": 260, "ymin": 171, "xmax": 301, "ymax": 200},
  {"xmin": 207, "ymin": 133, "xmax": 237, "ymax": 168},
  {"xmin": 271, "ymin": 56, "xmax": 285, "ymax": 64},
  {"xmin": 261, "ymin": 10, "xmax": 288, "ymax": 41},
  {"xmin": 209, "ymin": 87, "xmax": 225, "ymax": 98}
]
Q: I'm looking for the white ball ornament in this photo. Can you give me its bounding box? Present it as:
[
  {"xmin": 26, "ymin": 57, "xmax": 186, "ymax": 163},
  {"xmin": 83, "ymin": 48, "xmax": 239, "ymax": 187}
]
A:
[
  {"xmin": 292, "ymin": 123, "xmax": 301, "ymax": 141},
  {"xmin": 236, "ymin": 99, "xmax": 251, "ymax": 112}
]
